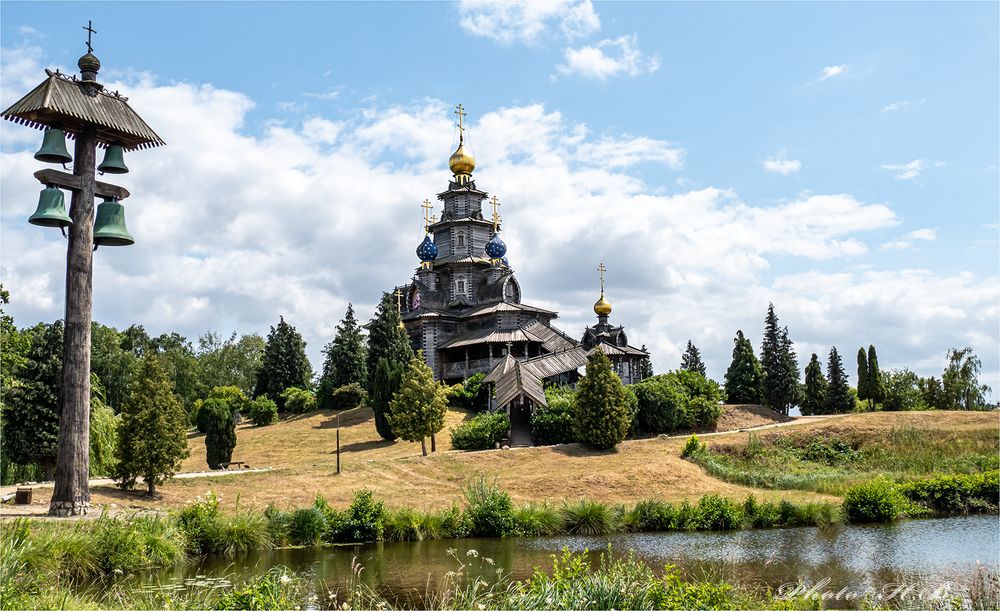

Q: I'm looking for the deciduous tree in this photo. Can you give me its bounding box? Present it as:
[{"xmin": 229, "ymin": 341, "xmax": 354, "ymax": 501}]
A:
[
  {"xmin": 387, "ymin": 354, "xmax": 448, "ymax": 456},
  {"xmin": 941, "ymin": 347, "xmax": 991, "ymax": 410},
  {"xmin": 114, "ymin": 355, "xmax": 190, "ymax": 494},
  {"xmin": 197, "ymin": 331, "xmax": 265, "ymax": 397},
  {"xmin": 574, "ymin": 351, "xmax": 631, "ymax": 450}
]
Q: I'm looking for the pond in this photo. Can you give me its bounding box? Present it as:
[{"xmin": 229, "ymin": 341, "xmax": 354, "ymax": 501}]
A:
[{"xmin": 140, "ymin": 514, "xmax": 998, "ymax": 608}]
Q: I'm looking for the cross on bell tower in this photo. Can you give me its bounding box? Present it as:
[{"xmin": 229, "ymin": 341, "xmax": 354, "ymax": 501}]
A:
[
  {"xmin": 490, "ymin": 195, "xmax": 501, "ymax": 232},
  {"xmin": 421, "ymin": 198, "xmax": 433, "ymax": 233},
  {"xmin": 83, "ymin": 20, "xmax": 97, "ymax": 53}
]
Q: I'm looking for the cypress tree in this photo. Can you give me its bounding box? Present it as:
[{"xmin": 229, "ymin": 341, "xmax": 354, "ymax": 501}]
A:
[
  {"xmin": 724, "ymin": 330, "xmax": 764, "ymax": 404},
  {"xmin": 856, "ymin": 348, "xmax": 870, "ymax": 408},
  {"xmin": 574, "ymin": 351, "xmax": 631, "ymax": 450},
  {"xmin": 114, "ymin": 355, "xmax": 190, "ymax": 494},
  {"xmin": 366, "ymin": 292, "xmax": 413, "ymax": 440},
  {"xmin": 2, "ymin": 322, "xmax": 63, "ymax": 479},
  {"xmin": 802, "ymin": 353, "xmax": 828, "ymax": 415},
  {"xmin": 826, "ymin": 347, "xmax": 854, "ymax": 414},
  {"xmin": 867, "ymin": 345, "xmax": 886, "ymax": 409},
  {"xmin": 760, "ymin": 305, "xmax": 799, "ymax": 415},
  {"xmin": 317, "ymin": 304, "xmax": 368, "ymax": 410},
  {"xmin": 201, "ymin": 398, "xmax": 237, "ymax": 470},
  {"xmin": 253, "ymin": 316, "xmax": 312, "ymax": 408},
  {"xmin": 387, "ymin": 354, "xmax": 448, "ymax": 456},
  {"xmin": 680, "ymin": 340, "xmax": 707, "ymax": 377}
]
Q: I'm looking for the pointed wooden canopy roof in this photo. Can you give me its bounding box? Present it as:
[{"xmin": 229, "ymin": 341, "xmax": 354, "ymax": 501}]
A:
[{"xmin": 2, "ymin": 71, "xmax": 164, "ymax": 150}]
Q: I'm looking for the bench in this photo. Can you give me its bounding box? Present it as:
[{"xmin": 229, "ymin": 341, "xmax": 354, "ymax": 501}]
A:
[{"xmin": 218, "ymin": 461, "xmax": 249, "ymax": 470}]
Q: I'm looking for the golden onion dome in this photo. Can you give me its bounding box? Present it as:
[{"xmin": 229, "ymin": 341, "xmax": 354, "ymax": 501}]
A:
[
  {"xmin": 594, "ymin": 293, "xmax": 612, "ymax": 316},
  {"xmin": 449, "ymin": 141, "xmax": 476, "ymax": 176}
]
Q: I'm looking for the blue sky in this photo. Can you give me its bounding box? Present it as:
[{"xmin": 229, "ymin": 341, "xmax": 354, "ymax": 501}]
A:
[{"xmin": 2, "ymin": 1, "xmax": 997, "ymax": 393}]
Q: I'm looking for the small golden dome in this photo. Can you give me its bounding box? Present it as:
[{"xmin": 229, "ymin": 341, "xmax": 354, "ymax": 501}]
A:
[
  {"xmin": 594, "ymin": 292, "xmax": 612, "ymax": 316},
  {"xmin": 449, "ymin": 142, "xmax": 475, "ymax": 176}
]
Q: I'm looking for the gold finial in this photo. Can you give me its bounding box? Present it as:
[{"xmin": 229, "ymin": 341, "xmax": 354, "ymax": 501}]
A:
[
  {"xmin": 449, "ymin": 103, "xmax": 476, "ymax": 178},
  {"xmin": 490, "ymin": 195, "xmax": 501, "ymax": 232},
  {"xmin": 421, "ymin": 199, "xmax": 433, "ymax": 233},
  {"xmin": 594, "ymin": 262, "xmax": 612, "ymax": 317}
]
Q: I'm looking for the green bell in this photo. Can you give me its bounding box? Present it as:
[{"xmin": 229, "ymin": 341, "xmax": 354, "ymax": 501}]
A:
[
  {"xmin": 34, "ymin": 128, "xmax": 73, "ymax": 164},
  {"xmin": 28, "ymin": 186, "xmax": 72, "ymax": 228},
  {"xmin": 97, "ymin": 144, "xmax": 129, "ymax": 174},
  {"xmin": 93, "ymin": 198, "xmax": 134, "ymax": 247}
]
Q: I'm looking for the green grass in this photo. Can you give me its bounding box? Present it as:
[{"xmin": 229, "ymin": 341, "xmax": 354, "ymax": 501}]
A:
[{"xmin": 688, "ymin": 426, "xmax": 1000, "ymax": 495}]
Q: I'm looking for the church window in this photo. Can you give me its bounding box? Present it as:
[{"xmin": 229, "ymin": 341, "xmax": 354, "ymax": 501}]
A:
[
  {"xmin": 457, "ymin": 233, "xmax": 465, "ymax": 248},
  {"xmin": 457, "ymin": 279, "xmax": 466, "ymax": 294}
]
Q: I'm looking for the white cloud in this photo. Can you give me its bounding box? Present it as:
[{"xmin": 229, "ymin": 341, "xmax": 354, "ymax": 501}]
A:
[
  {"xmin": 557, "ymin": 33, "xmax": 659, "ymax": 80},
  {"xmin": 763, "ymin": 155, "xmax": 801, "ymax": 175},
  {"xmin": 881, "ymin": 159, "xmax": 924, "ymax": 180},
  {"xmin": 2, "ymin": 49, "xmax": 995, "ymax": 398},
  {"xmin": 881, "ymin": 228, "xmax": 937, "ymax": 251},
  {"xmin": 457, "ymin": 0, "xmax": 600, "ymax": 45},
  {"xmin": 819, "ymin": 65, "xmax": 847, "ymax": 81},
  {"xmin": 881, "ymin": 100, "xmax": 910, "ymax": 113}
]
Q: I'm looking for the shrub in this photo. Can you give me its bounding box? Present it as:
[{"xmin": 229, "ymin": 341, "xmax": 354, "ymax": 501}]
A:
[
  {"xmin": 263, "ymin": 504, "xmax": 292, "ymax": 547},
  {"xmin": 177, "ymin": 491, "xmax": 223, "ymax": 553},
  {"xmin": 451, "ymin": 412, "xmax": 510, "ymax": 450},
  {"xmin": 280, "ymin": 387, "xmax": 316, "ymax": 413},
  {"xmin": 681, "ymin": 434, "xmax": 702, "ymax": 458},
  {"xmin": 624, "ymin": 499, "xmax": 676, "ymax": 532},
  {"xmin": 329, "ymin": 383, "xmax": 368, "ymax": 410},
  {"xmin": 513, "ymin": 504, "xmax": 564, "ymax": 536},
  {"xmin": 335, "ymin": 488, "xmax": 386, "ymax": 543},
  {"xmin": 448, "ymin": 372, "xmax": 487, "ymax": 411},
  {"xmin": 195, "ymin": 386, "xmax": 249, "ymax": 433},
  {"xmin": 248, "ymin": 396, "xmax": 278, "ymax": 426},
  {"xmin": 201, "ymin": 398, "xmax": 237, "ymax": 470},
  {"xmin": 532, "ymin": 387, "xmax": 577, "ymax": 445},
  {"xmin": 463, "ymin": 476, "xmax": 517, "ymax": 537},
  {"xmin": 561, "ymin": 499, "xmax": 620, "ymax": 535},
  {"xmin": 288, "ymin": 507, "xmax": 326, "ymax": 545},
  {"xmin": 842, "ymin": 479, "xmax": 905, "ymax": 523},
  {"xmin": 633, "ymin": 376, "xmax": 688, "ymax": 434},
  {"xmin": 899, "ymin": 470, "xmax": 1000, "ymax": 513},
  {"xmin": 693, "ymin": 494, "xmax": 741, "ymax": 530},
  {"xmin": 688, "ymin": 396, "xmax": 722, "ymax": 429}
]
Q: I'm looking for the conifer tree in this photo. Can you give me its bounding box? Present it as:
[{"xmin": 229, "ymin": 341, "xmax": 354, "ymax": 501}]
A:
[
  {"xmin": 801, "ymin": 353, "xmax": 828, "ymax": 415},
  {"xmin": 724, "ymin": 330, "xmax": 764, "ymax": 404},
  {"xmin": 3, "ymin": 321, "xmax": 64, "ymax": 479},
  {"xmin": 760, "ymin": 305, "xmax": 800, "ymax": 415},
  {"xmin": 387, "ymin": 354, "xmax": 448, "ymax": 456},
  {"xmin": 826, "ymin": 347, "xmax": 854, "ymax": 414},
  {"xmin": 856, "ymin": 348, "xmax": 871, "ymax": 408},
  {"xmin": 366, "ymin": 292, "xmax": 413, "ymax": 440},
  {"xmin": 253, "ymin": 316, "xmax": 312, "ymax": 408},
  {"xmin": 680, "ymin": 340, "xmax": 707, "ymax": 377},
  {"xmin": 867, "ymin": 345, "xmax": 886, "ymax": 409},
  {"xmin": 201, "ymin": 398, "xmax": 237, "ymax": 470},
  {"xmin": 639, "ymin": 345, "xmax": 654, "ymax": 380},
  {"xmin": 114, "ymin": 355, "xmax": 190, "ymax": 494},
  {"xmin": 574, "ymin": 351, "xmax": 631, "ymax": 450},
  {"xmin": 317, "ymin": 304, "xmax": 368, "ymax": 410}
]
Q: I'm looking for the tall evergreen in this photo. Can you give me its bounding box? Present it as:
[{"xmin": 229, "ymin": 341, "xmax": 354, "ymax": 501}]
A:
[
  {"xmin": 366, "ymin": 292, "xmax": 414, "ymax": 440},
  {"xmin": 724, "ymin": 330, "xmax": 764, "ymax": 404},
  {"xmin": 826, "ymin": 347, "xmax": 854, "ymax": 414},
  {"xmin": 867, "ymin": 345, "xmax": 886, "ymax": 409},
  {"xmin": 680, "ymin": 340, "xmax": 707, "ymax": 377},
  {"xmin": 639, "ymin": 345, "xmax": 654, "ymax": 380},
  {"xmin": 253, "ymin": 316, "xmax": 312, "ymax": 408},
  {"xmin": 2, "ymin": 321, "xmax": 63, "ymax": 478},
  {"xmin": 760, "ymin": 305, "xmax": 800, "ymax": 415},
  {"xmin": 856, "ymin": 348, "xmax": 871, "ymax": 407},
  {"xmin": 387, "ymin": 354, "xmax": 448, "ymax": 456},
  {"xmin": 201, "ymin": 398, "xmax": 237, "ymax": 470},
  {"xmin": 114, "ymin": 355, "xmax": 190, "ymax": 494},
  {"xmin": 574, "ymin": 351, "xmax": 631, "ymax": 450},
  {"xmin": 317, "ymin": 304, "xmax": 368, "ymax": 410},
  {"xmin": 801, "ymin": 353, "xmax": 828, "ymax": 415}
]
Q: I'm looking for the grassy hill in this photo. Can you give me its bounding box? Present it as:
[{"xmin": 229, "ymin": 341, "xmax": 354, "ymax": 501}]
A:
[{"xmin": 20, "ymin": 406, "xmax": 998, "ymax": 514}]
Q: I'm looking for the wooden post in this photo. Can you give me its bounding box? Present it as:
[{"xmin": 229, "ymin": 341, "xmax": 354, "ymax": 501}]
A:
[
  {"xmin": 49, "ymin": 126, "xmax": 97, "ymax": 517},
  {"xmin": 336, "ymin": 428, "xmax": 341, "ymax": 474}
]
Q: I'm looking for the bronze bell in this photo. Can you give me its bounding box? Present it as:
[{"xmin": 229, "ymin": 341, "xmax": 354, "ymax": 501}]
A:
[
  {"xmin": 28, "ymin": 186, "xmax": 73, "ymax": 228},
  {"xmin": 97, "ymin": 144, "xmax": 129, "ymax": 174},
  {"xmin": 34, "ymin": 128, "xmax": 73, "ymax": 164},
  {"xmin": 93, "ymin": 197, "xmax": 134, "ymax": 247}
]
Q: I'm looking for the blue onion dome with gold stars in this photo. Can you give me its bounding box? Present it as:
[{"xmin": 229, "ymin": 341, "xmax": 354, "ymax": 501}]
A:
[
  {"xmin": 417, "ymin": 234, "xmax": 438, "ymax": 262},
  {"xmin": 485, "ymin": 232, "xmax": 507, "ymax": 262}
]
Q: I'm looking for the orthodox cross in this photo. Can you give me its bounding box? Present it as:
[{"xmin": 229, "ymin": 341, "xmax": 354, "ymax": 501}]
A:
[
  {"xmin": 421, "ymin": 198, "xmax": 433, "ymax": 232},
  {"xmin": 455, "ymin": 104, "xmax": 467, "ymax": 142},
  {"xmin": 598, "ymin": 262, "xmax": 607, "ymax": 294},
  {"xmin": 394, "ymin": 287, "xmax": 403, "ymax": 312},
  {"xmin": 490, "ymin": 195, "xmax": 501, "ymax": 231},
  {"xmin": 83, "ymin": 20, "xmax": 97, "ymax": 54}
]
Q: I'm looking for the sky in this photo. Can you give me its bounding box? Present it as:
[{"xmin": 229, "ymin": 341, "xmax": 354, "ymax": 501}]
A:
[{"xmin": 1, "ymin": 1, "xmax": 998, "ymax": 396}]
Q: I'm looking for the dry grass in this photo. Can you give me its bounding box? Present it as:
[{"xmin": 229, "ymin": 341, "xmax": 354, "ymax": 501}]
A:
[{"xmin": 18, "ymin": 407, "xmax": 998, "ymax": 514}]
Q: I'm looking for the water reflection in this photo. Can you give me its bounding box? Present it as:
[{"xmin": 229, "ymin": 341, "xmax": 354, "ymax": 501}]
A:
[{"xmin": 140, "ymin": 515, "xmax": 999, "ymax": 607}]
